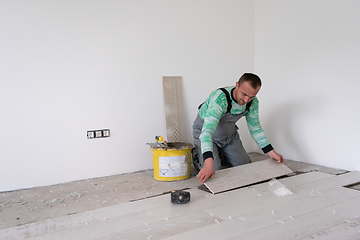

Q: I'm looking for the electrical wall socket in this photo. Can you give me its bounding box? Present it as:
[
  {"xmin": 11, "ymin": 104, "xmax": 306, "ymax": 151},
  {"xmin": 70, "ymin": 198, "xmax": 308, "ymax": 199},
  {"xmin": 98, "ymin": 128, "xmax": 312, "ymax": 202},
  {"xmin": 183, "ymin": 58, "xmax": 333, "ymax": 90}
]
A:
[
  {"xmin": 87, "ymin": 129, "xmax": 110, "ymax": 139},
  {"xmin": 102, "ymin": 129, "xmax": 110, "ymax": 137},
  {"xmin": 87, "ymin": 131, "xmax": 95, "ymax": 139}
]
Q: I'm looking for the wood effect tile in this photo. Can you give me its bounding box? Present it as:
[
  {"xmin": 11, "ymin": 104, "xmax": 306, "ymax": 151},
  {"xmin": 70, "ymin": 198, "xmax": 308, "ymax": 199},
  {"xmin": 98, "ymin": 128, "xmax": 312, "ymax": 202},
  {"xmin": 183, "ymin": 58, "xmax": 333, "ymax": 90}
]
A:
[
  {"xmin": 163, "ymin": 76, "xmax": 186, "ymax": 142},
  {"xmin": 242, "ymin": 171, "xmax": 360, "ymax": 199},
  {"xmin": 164, "ymin": 194, "xmax": 360, "ymax": 240},
  {"xmin": 204, "ymin": 159, "xmax": 293, "ymax": 194},
  {"xmin": 229, "ymin": 196, "xmax": 360, "ymax": 240},
  {"xmin": 160, "ymin": 215, "xmax": 278, "ymax": 240},
  {"xmin": 86, "ymin": 193, "xmax": 169, "ymax": 221},
  {"xmin": 214, "ymin": 172, "xmax": 331, "ymax": 200},
  {"xmin": 27, "ymin": 209, "xmax": 163, "ymax": 240},
  {"xmin": 148, "ymin": 188, "xmax": 236, "ymax": 220},
  {"xmin": 285, "ymin": 159, "xmax": 347, "ymax": 175},
  {"xmin": 288, "ymin": 171, "xmax": 360, "ymax": 194},
  {"xmin": 96, "ymin": 211, "xmax": 220, "ymax": 240},
  {"xmin": 303, "ymin": 217, "xmax": 360, "ymax": 240},
  {"xmin": 163, "ymin": 173, "xmax": 360, "ymax": 240},
  {"xmin": 199, "ymin": 172, "xmax": 334, "ymax": 221},
  {"xmin": 226, "ymin": 186, "xmax": 360, "ymax": 223},
  {"xmin": 0, "ymin": 212, "xmax": 97, "ymax": 240}
]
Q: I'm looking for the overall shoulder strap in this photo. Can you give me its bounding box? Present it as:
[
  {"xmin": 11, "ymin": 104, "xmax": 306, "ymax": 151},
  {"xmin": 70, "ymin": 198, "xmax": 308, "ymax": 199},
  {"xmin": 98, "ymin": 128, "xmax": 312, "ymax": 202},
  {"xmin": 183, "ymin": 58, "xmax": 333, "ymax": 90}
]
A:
[
  {"xmin": 219, "ymin": 88, "xmax": 232, "ymax": 113},
  {"xmin": 245, "ymin": 100, "xmax": 253, "ymax": 112}
]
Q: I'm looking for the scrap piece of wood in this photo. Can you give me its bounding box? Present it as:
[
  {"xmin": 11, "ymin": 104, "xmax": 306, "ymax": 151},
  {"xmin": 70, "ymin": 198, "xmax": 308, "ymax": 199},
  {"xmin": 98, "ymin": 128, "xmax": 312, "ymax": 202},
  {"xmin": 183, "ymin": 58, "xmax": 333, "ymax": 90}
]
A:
[
  {"xmin": 204, "ymin": 159, "xmax": 293, "ymax": 194},
  {"xmin": 163, "ymin": 76, "xmax": 186, "ymax": 142}
]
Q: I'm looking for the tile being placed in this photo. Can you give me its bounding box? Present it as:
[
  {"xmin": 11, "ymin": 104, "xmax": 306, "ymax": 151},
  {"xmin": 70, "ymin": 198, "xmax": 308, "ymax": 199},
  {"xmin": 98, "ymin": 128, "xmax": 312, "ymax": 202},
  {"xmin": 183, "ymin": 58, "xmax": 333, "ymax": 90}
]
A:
[{"xmin": 204, "ymin": 159, "xmax": 293, "ymax": 194}]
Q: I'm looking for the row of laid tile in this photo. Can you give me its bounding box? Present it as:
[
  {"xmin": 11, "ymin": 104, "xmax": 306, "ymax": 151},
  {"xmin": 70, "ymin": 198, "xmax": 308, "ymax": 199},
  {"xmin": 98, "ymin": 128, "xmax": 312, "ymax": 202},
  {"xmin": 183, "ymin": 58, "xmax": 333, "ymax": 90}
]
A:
[
  {"xmin": 202, "ymin": 186, "xmax": 360, "ymax": 221},
  {"xmin": 232, "ymin": 196, "xmax": 360, "ymax": 240},
  {"xmin": 161, "ymin": 186, "xmax": 360, "ymax": 239},
  {"xmin": 302, "ymin": 217, "xmax": 360, "ymax": 240},
  {"xmin": 158, "ymin": 171, "xmax": 360, "ymax": 239},
  {"xmin": 3, "ymin": 171, "xmax": 359, "ymax": 240},
  {"xmin": 0, "ymin": 212, "xmax": 97, "ymax": 240}
]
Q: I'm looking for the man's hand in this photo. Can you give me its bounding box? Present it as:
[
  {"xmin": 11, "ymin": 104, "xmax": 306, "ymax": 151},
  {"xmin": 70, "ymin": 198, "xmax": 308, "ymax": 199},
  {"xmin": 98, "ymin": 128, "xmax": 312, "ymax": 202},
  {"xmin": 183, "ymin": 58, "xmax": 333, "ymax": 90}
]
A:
[
  {"xmin": 197, "ymin": 158, "xmax": 215, "ymax": 184},
  {"xmin": 267, "ymin": 150, "xmax": 285, "ymax": 164}
]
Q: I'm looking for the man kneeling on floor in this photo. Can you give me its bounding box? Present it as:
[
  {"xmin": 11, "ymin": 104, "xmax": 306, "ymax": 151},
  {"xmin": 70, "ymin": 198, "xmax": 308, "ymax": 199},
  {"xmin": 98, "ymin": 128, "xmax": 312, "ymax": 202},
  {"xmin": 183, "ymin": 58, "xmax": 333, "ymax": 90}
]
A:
[{"xmin": 192, "ymin": 73, "xmax": 285, "ymax": 184}]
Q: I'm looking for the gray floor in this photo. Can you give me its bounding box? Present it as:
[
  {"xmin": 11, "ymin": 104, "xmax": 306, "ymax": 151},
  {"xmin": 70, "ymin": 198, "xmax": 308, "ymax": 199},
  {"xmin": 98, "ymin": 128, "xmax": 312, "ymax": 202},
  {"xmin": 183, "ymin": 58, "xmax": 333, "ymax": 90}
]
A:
[{"xmin": 1, "ymin": 153, "xmax": 359, "ymax": 239}]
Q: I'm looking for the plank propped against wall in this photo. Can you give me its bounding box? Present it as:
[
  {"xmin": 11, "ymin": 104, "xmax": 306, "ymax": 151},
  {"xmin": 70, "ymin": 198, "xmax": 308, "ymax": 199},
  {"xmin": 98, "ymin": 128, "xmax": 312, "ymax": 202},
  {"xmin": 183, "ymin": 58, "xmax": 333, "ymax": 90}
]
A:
[{"xmin": 163, "ymin": 76, "xmax": 186, "ymax": 142}]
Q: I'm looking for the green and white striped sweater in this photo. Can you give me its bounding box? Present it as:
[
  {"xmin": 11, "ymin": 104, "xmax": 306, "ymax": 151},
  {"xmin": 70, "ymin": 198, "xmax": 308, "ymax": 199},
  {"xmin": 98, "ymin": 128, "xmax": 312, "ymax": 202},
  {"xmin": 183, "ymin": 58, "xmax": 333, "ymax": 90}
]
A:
[{"xmin": 198, "ymin": 86, "xmax": 273, "ymax": 156}]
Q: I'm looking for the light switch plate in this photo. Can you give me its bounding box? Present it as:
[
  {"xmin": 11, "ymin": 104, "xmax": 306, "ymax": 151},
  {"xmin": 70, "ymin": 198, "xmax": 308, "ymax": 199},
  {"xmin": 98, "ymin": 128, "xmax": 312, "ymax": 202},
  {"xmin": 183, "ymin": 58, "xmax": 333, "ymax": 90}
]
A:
[{"xmin": 87, "ymin": 129, "xmax": 110, "ymax": 139}]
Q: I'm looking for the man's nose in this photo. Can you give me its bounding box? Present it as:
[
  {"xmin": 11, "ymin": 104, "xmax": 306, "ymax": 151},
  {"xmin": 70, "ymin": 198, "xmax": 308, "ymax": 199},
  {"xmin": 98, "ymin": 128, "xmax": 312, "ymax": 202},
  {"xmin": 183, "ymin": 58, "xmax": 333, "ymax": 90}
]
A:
[{"xmin": 244, "ymin": 96, "xmax": 250, "ymax": 103}]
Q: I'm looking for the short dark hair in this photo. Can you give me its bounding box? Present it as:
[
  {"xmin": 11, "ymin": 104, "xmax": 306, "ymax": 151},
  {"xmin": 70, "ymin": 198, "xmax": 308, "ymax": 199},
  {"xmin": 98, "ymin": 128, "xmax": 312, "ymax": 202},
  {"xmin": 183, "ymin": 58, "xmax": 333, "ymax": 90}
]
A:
[{"xmin": 238, "ymin": 73, "xmax": 262, "ymax": 89}]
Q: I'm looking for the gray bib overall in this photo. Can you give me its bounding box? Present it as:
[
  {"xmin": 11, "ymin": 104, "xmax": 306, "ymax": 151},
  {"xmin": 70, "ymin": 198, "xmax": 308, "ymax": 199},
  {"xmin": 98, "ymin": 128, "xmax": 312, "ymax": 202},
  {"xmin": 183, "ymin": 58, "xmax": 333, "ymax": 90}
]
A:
[{"xmin": 192, "ymin": 88, "xmax": 252, "ymax": 170}]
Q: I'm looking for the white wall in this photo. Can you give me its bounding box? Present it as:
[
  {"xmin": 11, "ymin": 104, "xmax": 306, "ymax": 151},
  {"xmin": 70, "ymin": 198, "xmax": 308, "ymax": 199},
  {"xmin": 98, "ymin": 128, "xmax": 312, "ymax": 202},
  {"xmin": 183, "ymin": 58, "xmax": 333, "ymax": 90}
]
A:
[
  {"xmin": 0, "ymin": 0, "xmax": 255, "ymax": 191},
  {"xmin": 254, "ymin": 0, "xmax": 360, "ymax": 171}
]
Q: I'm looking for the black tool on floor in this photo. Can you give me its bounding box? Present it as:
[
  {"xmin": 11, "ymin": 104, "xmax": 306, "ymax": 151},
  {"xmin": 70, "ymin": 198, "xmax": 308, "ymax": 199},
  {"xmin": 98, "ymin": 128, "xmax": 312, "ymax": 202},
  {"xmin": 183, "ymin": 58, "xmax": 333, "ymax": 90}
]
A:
[{"xmin": 171, "ymin": 190, "xmax": 190, "ymax": 204}]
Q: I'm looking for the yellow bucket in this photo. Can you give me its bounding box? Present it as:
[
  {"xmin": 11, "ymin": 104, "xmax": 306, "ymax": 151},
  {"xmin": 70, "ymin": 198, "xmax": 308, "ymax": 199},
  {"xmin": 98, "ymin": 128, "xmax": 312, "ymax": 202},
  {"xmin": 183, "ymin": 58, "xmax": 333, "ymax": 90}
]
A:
[{"xmin": 151, "ymin": 142, "xmax": 193, "ymax": 181}]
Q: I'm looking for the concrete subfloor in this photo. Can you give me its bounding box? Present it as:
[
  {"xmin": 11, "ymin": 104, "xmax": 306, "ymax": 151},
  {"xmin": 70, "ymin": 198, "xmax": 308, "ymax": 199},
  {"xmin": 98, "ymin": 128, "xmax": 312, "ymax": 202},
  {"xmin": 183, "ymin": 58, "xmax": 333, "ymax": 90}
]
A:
[{"xmin": 0, "ymin": 153, "xmax": 357, "ymax": 239}]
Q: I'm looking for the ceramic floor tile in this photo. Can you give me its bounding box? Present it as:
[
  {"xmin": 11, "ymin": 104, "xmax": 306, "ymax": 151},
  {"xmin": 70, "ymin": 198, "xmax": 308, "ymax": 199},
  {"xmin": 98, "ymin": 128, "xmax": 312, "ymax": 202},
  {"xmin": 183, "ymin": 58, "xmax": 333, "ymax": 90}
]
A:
[
  {"xmin": 247, "ymin": 171, "xmax": 360, "ymax": 199},
  {"xmin": 163, "ymin": 76, "xmax": 186, "ymax": 142},
  {"xmin": 202, "ymin": 172, "xmax": 360, "ymax": 220},
  {"xmin": 245, "ymin": 171, "xmax": 332, "ymax": 193},
  {"xmin": 292, "ymin": 171, "xmax": 360, "ymax": 193},
  {"xmin": 285, "ymin": 159, "xmax": 348, "ymax": 175},
  {"xmin": 86, "ymin": 193, "xmax": 169, "ymax": 221},
  {"xmin": 316, "ymin": 166, "xmax": 348, "ymax": 175},
  {"xmin": 330, "ymin": 196, "xmax": 360, "ymax": 218},
  {"xmin": 211, "ymin": 172, "xmax": 330, "ymax": 202},
  {"xmin": 277, "ymin": 171, "xmax": 333, "ymax": 187},
  {"xmin": 3, "ymin": 169, "xmax": 358, "ymax": 240},
  {"xmin": 28, "ymin": 209, "xmax": 163, "ymax": 240},
  {"xmin": 160, "ymin": 215, "xmax": 278, "ymax": 240},
  {"xmin": 164, "ymin": 196, "xmax": 360, "ymax": 240},
  {"xmin": 167, "ymin": 176, "xmax": 360, "ymax": 240},
  {"xmin": 229, "ymin": 186, "xmax": 360, "ymax": 224},
  {"xmin": 303, "ymin": 217, "xmax": 360, "ymax": 240},
  {"xmin": 204, "ymin": 159, "xmax": 293, "ymax": 194},
  {"xmin": 96, "ymin": 211, "xmax": 220, "ymax": 240},
  {"xmin": 200, "ymin": 172, "xmax": 335, "ymax": 220},
  {"xmin": 202, "ymin": 188, "xmax": 293, "ymax": 220},
  {"xmin": 230, "ymin": 196, "xmax": 360, "ymax": 240},
  {"xmin": 0, "ymin": 212, "xmax": 97, "ymax": 240},
  {"xmin": 146, "ymin": 188, "xmax": 235, "ymax": 220}
]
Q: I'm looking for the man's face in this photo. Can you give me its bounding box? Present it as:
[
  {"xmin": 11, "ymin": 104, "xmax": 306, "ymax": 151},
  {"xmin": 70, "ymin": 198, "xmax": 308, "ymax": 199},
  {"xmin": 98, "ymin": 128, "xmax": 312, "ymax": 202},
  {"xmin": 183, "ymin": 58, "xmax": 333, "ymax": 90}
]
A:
[{"xmin": 233, "ymin": 81, "xmax": 260, "ymax": 105}]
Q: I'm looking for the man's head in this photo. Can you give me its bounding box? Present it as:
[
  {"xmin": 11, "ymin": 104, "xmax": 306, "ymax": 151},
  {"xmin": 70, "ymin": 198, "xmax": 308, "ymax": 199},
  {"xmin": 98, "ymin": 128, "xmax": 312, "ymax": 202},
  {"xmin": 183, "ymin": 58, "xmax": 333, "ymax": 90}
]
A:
[{"xmin": 233, "ymin": 73, "xmax": 262, "ymax": 105}]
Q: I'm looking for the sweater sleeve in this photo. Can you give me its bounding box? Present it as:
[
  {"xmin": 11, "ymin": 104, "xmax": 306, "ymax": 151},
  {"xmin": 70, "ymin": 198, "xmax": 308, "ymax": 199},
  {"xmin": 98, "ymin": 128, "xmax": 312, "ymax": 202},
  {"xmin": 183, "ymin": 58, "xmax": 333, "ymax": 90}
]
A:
[
  {"xmin": 245, "ymin": 99, "xmax": 273, "ymax": 153},
  {"xmin": 199, "ymin": 90, "xmax": 228, "ymax": 159}
]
